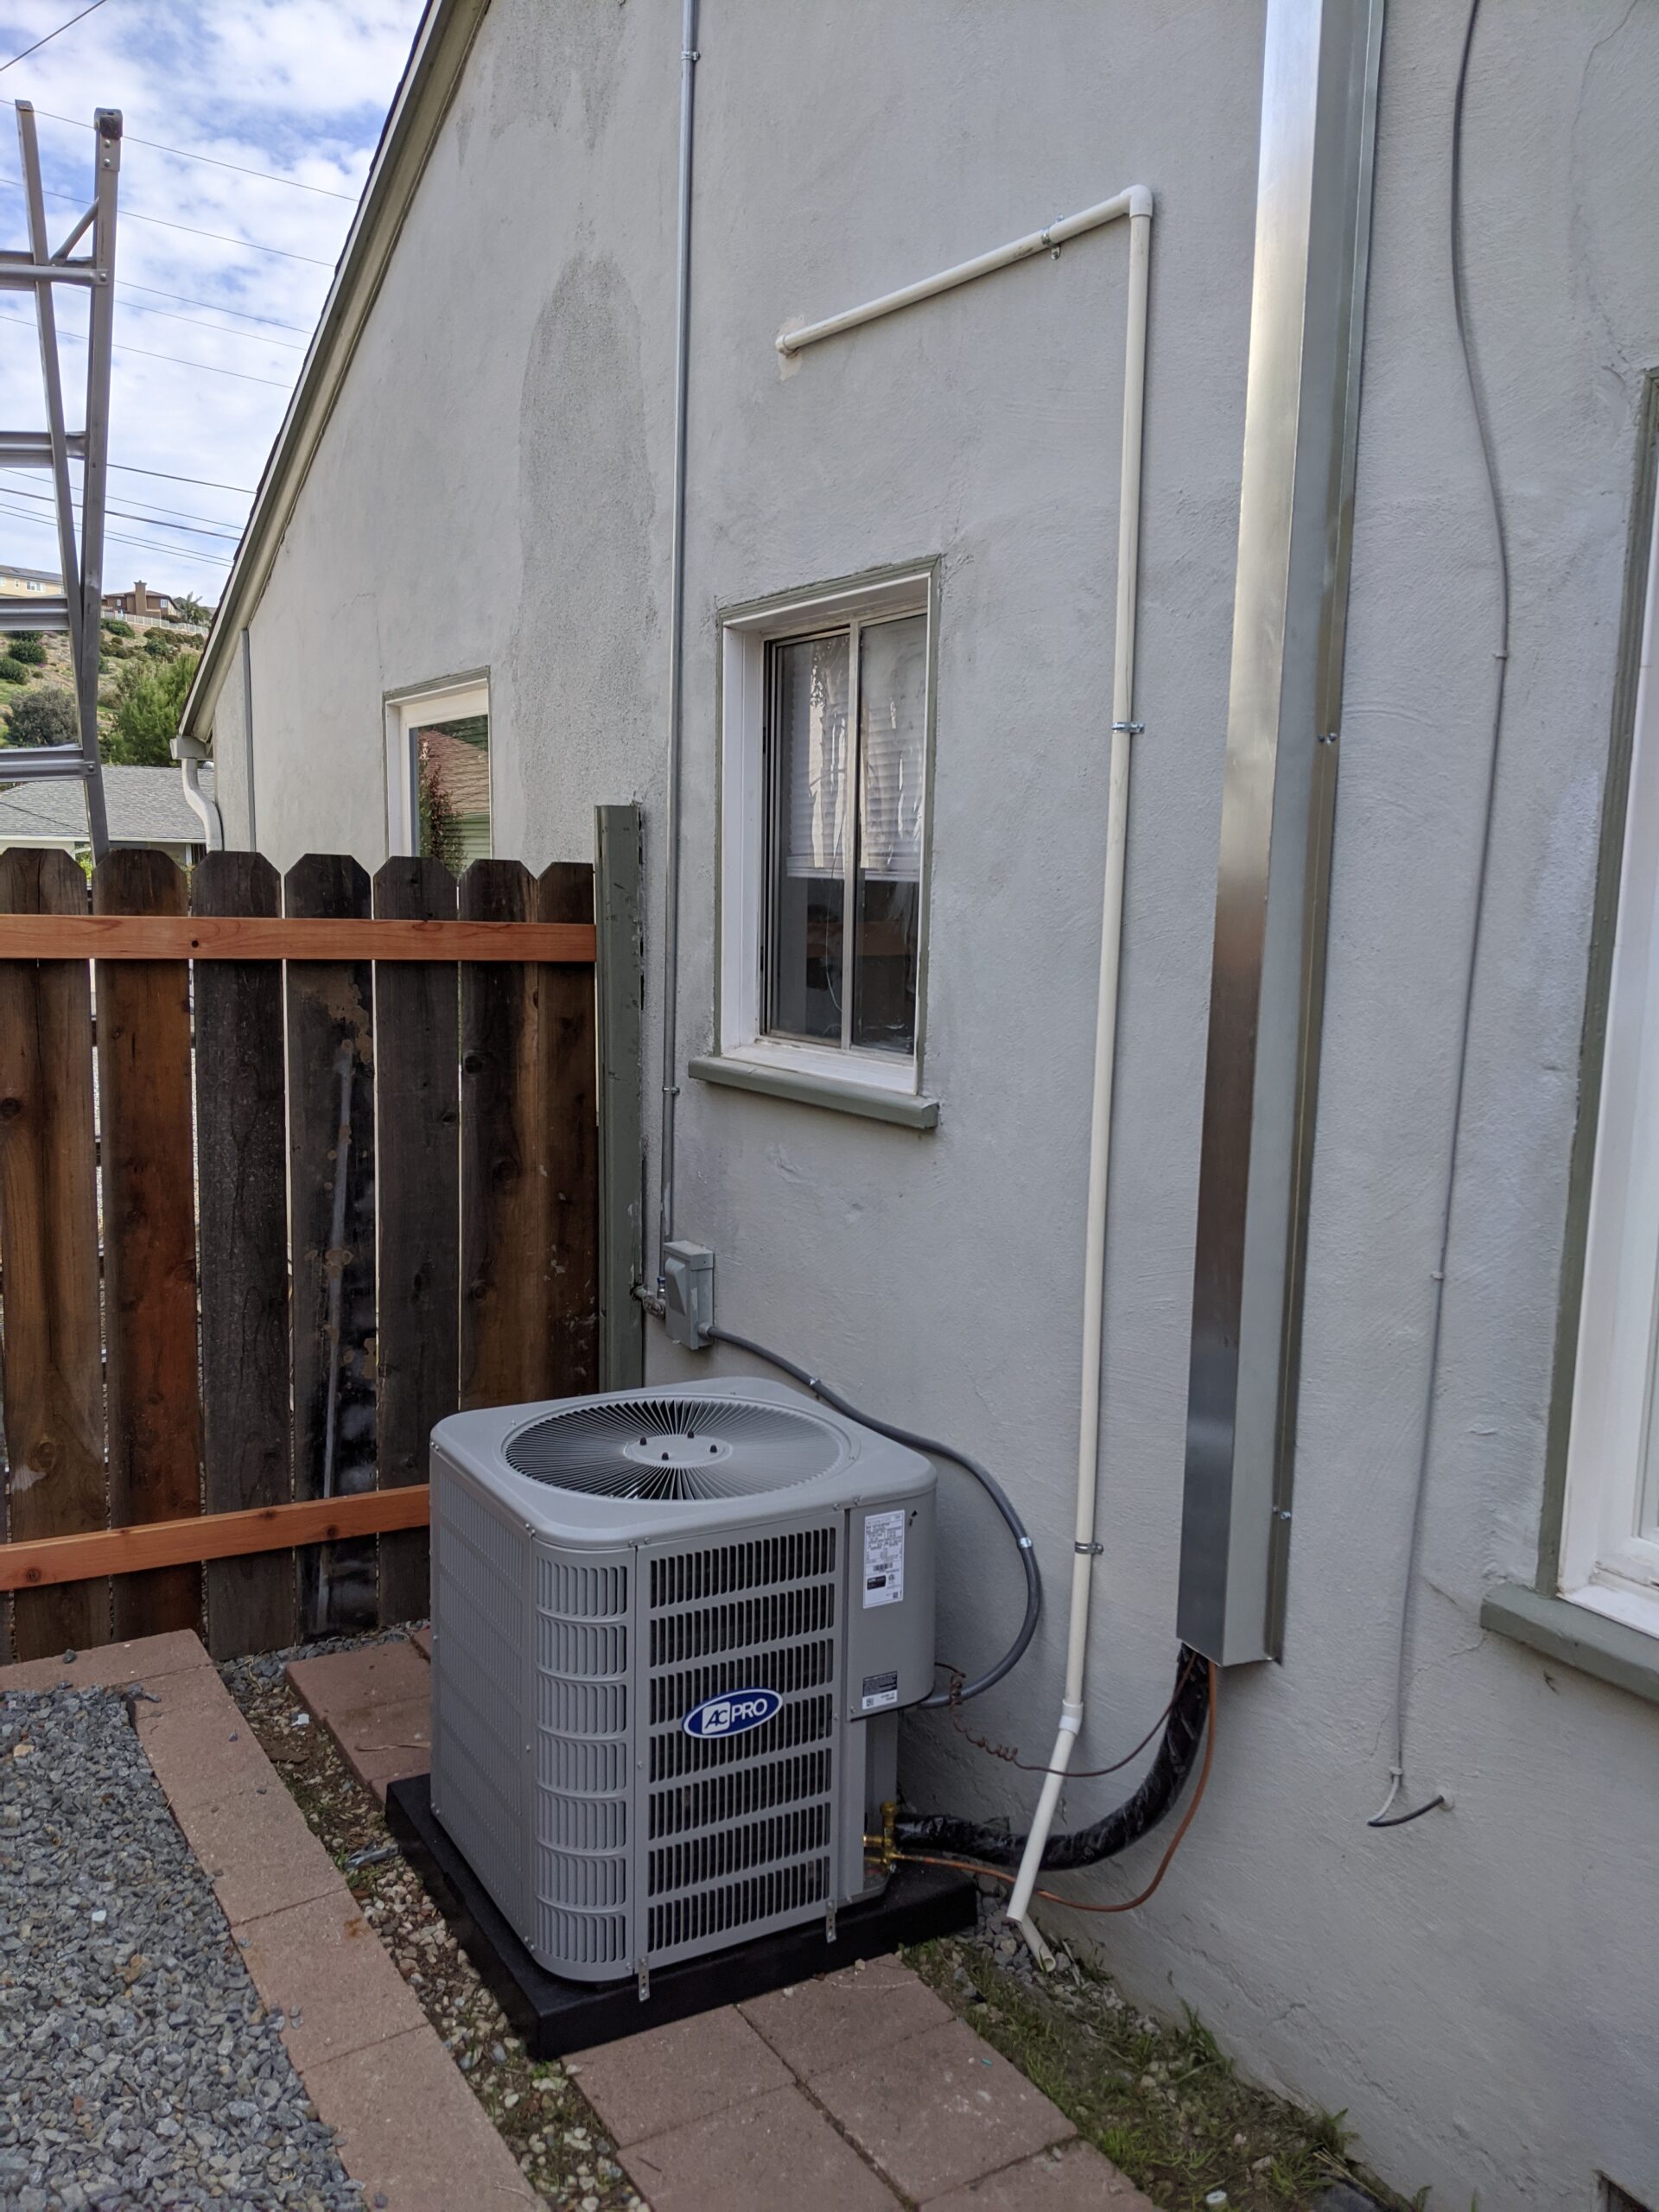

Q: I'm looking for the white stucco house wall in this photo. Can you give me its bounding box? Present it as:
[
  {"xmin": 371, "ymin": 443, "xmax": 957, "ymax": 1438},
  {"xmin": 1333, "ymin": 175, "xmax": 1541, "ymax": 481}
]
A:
[{"xmin": 184, "ymin": 3, "xmax": 1659, "ymax": 2204}]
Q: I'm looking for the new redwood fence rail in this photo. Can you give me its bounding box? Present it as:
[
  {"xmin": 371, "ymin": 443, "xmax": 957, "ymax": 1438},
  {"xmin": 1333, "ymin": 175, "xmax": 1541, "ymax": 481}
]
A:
[{"xmin": 0, "ymin": 806, "xmax": 643, "ymax": 1665}]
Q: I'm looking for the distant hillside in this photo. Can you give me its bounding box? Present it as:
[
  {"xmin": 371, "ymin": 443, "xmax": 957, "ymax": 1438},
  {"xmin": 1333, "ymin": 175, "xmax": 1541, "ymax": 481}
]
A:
[{"xmin": 0, "ymin": 614, "xmax": 208, "ymax": 754}]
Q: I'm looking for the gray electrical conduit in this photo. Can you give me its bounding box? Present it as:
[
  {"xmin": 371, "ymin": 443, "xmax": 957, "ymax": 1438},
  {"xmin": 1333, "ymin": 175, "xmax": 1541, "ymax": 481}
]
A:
[{"xmin": 706, "ymin": 1324, "xmax": 1041, "ymax": 1708}]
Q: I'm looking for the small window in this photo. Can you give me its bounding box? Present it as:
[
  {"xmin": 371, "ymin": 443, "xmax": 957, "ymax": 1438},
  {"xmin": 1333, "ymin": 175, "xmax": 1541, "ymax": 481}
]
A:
[
  {"xmin": 765, "ymin": 611, "xmax": 927, "ymax": 1054},
  {"xmin": 385, "ymin": 677, "xmax": 491, "ymax": 874},
  {"xmin": 716, "ymin": 571, "xmax": 934, "ymax": 1103}
]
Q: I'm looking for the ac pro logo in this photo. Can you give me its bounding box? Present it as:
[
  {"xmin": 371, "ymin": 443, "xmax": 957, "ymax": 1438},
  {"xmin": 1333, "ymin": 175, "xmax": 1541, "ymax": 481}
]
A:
[{"xmin": 682, "ymin": 1688, "xmax": 782, "ymax": 1740}]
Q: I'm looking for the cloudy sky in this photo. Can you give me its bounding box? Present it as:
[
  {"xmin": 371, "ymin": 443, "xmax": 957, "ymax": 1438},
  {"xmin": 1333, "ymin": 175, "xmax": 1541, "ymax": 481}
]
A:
[{"xmin": 0, "ymin": 0, "xmax": 426, "ymax": 603}]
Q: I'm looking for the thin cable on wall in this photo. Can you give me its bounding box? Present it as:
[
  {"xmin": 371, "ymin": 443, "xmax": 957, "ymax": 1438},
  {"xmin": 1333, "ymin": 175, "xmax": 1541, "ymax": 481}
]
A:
[{"xmin": 1370, "ymin": 0, "xmax": 1509, "ymax": 1835}]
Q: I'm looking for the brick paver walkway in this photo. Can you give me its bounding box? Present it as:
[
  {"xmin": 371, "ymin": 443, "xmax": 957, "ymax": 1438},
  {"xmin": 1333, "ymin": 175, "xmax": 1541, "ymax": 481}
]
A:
[{"xmin": 298, "ymin": 1630, "xmax": 1156, "ymax": 2210}]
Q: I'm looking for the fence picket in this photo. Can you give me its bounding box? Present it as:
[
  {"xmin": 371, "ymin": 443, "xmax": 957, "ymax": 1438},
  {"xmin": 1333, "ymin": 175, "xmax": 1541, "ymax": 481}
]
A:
[
  {"xmin": 540, "ymin": 862, "xmax": 601, "ymax": 1398},
  {"xmin": 460, "ymin": 860, "xmax": 540, "ymax": 1408},
  {"xmin": 94, "ymin": 849, "xmax": 203, "ymax": 1640},
  {"xmin": 194, "ymin": 852, "xmax": 296, "ymax": 1658},
  {"xmin": 285, "ymin": 855, "xmax": 378, "ymax": 1636},
  {"xmin": 373, "ymin": 856, "xmax": 458, "ymax": 1624},
  {"xmin": 0, "ymin": 849, "xmax": 107, "ymax": 1661}
]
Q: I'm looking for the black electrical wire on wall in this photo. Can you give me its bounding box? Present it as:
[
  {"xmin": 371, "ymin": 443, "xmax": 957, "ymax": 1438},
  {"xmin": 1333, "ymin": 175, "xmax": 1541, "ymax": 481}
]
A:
[{"xmin": 705, "ymin": 1325, "xmax": 1040, "ymax": 1707}]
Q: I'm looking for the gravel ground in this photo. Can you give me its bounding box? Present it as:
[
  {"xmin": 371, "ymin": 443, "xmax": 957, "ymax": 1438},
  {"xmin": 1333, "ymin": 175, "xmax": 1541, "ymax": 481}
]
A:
[
  {"xmin": 220, "ymin": 1640, "xmax": 646, "ymax": 2212},
  {"xmin": 0, "ymin": 1684, "xmax": 363, "ymax": 2212}
]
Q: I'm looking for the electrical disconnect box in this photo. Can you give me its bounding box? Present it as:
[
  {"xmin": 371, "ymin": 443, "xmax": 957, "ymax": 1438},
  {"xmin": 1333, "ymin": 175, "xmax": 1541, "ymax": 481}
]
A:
[{"xmin": 663, "ymin": 1240, "xmax": 715, "ymax": 1350}]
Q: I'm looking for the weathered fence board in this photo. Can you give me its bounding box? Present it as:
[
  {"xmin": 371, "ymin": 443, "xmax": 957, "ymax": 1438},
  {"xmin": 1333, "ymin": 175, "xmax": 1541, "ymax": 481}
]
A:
[
  {"xmin": 194, "ymin": 852, "xmax": 296, "ymax": 1659},
  {"xmin": 0, "ymin": 836, "xmax": 618, "ymax": 1656},
  {"xmin": 460, "ymin": 861, "xmax": 540, "ymax": 1408},
  {"xmin": 541, "ymin": 862, "xmax": 601, "ymax": 1399},
  {"xmin": 96, "ymin": 850, "xmax": 204, "ymax": 1641},
  {"xmin": 373, "ymin": 856, "xmax": 458, "ymax": 1625},
  {"xmin": 595, "ymin": 804, "xmax": 645, "ymax": 1391},
  {"xmin": 0, "ymin": 849, "xmax": 106, "ymax": 1662},
  {"xmin": 286, "ymin": 855, "xmax": 378, "ymax": 1637}
]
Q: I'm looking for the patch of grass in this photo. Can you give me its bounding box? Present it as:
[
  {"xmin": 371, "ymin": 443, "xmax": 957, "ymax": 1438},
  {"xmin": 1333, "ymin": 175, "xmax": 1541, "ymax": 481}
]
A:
[{"xmin": 908, "ymin": 1934, "xmax": 1423, "ymax": 2212}]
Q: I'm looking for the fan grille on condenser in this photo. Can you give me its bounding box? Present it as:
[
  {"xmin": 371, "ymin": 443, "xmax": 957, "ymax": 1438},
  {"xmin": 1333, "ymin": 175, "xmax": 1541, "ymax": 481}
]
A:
[{"xmin": 503, "ymin": 1396, "xmax": 847, "ymax": 1502}]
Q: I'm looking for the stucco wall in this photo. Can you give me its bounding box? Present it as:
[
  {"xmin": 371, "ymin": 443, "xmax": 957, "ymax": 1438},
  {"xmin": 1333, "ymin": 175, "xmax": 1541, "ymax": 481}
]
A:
[{"xmin": 213, "ymin": 3, "xmax": 1659, "ymax": 2204}]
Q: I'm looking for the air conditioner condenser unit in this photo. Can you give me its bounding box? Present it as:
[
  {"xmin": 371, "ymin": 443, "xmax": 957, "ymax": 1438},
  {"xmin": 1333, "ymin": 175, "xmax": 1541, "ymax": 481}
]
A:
[{"xmin": 429, "ymin": 1378, "xmax": 937, "ymax": 1984}]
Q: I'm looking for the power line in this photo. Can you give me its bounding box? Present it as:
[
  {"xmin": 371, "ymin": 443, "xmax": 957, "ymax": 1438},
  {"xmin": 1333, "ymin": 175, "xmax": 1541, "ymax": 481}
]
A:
[
  {"xmin": 120, "ymin": 295, "xmax": 306, "ymax": 351},
  {"xmin": 122, "ymin": 280, "xmax": 313, "ymax": 335},
  {"xmin": 0, "ymin": 497, "xmax": 232, "ymax": 566},
  {"xmin": 108, "ymin": 460, "xmax": 255, "ymax": 495},
  {"xmin": 0, "ymin": 170, "xmax": 339, "ymax": 266},
  {"xmin": 0, "ymin": 301, "xmax": 293, "ymax": 387},
  {"xmin": 0, "ymin": 0, "xmax": 111, "ymax": 73},
  {"xmin": 0, "ymin": 468, "xmax": 244, "ymax": 531},
  {"xmin": 0, "ymin": 474, "xmax": 241, "ymax": 539},
  {"xmin": 3, "ymin": 99, "xmax": 360, "ymax": 200}
]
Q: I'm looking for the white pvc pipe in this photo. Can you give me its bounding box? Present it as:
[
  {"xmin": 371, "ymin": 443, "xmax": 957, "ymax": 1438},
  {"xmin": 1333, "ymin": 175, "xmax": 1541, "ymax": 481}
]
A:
[
  {"xmin": 1006, "ymin": 198, "xmax": 1152, "ymax": 1961},
  {"xmin": 775, "ymin": 191, "xmax": 1153, "ymax": 1963},
  {"xmin": 777, "ymin": 188, "xmax": 1151, "ymax": 357}
]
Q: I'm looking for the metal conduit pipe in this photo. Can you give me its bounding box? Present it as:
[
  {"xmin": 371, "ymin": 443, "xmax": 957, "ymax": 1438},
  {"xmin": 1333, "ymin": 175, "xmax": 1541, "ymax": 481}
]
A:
[{"xmin": 655, "ymin": 0, "xmax": 699, "ymax": 1292}]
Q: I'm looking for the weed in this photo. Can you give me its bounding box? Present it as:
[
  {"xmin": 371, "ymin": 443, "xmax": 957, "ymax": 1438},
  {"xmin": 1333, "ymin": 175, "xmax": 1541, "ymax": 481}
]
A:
[{"xmin": 910, "ymin": 1933, "xmax": 1421, "ymax": 2212}]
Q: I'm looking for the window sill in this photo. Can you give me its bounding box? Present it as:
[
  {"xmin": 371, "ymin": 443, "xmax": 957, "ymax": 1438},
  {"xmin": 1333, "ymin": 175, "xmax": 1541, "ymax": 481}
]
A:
[
  {"xmin": 688, "ymin": 1053, "xmax": 939, "ymax": 1129},
  {"xmin": 1479, "ymin": 1580, "xmax": 1659, "ymax": 1710}
]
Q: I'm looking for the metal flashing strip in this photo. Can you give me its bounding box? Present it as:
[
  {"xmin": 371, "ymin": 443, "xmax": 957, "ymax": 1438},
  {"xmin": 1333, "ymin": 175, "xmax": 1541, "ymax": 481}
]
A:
[{"xmin": 1178, "ymin": 0, "xmax": 1385, "ymax": 1667}]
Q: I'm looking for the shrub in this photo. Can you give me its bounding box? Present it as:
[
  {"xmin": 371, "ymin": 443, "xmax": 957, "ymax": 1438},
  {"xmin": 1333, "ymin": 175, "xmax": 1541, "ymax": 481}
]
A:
[
  {"xmin": 101, "ymin": 615, "xmax": 134, "ymax": 638},
  {"xmin": 0, "ymin": 657, "xmax": 29, "ymax": 685},
  {"xmin": 105, "ymin": 647, "xmax": 198, "ymax": 766},
  {"xmin": 7, "ymin": 638, "xmax": 47, "ymax": 665},
  {"xmin": 9, "ymin": 628, "xmax": 41, "ymax": 645},
  {"xmin": 4, "ymin": 685, "xmax": 78, "ymax": 747},
  {"xmin": 143, "ymin": 631, "xmax": 176, "ymax": 658}
]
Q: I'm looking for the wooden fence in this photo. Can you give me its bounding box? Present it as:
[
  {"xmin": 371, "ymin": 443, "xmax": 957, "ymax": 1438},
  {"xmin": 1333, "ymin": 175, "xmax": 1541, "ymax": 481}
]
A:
[{"xmin": 0, "ymin": 806, "xmax": 643, "ymax": 1664}]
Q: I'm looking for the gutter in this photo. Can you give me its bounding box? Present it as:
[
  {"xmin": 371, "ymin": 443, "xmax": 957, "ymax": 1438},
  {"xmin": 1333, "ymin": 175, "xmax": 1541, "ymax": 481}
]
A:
[{"xmin": 180, "ymin": 0, "xmax": 492, "ymax": 743}]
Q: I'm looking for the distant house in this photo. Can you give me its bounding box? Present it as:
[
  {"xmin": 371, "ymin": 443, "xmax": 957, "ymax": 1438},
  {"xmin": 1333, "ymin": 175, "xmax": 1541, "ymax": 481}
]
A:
[
  {"xmin": 0, "ymin": 563, "xmax": 62, "ymax": 600},
  {"xmin": 103, "ymin": 579, "xmax": 181, "ymax": 620},
  {"xmin": 0, "ymin": 762, "xmax": 214, "ymax": 865}
]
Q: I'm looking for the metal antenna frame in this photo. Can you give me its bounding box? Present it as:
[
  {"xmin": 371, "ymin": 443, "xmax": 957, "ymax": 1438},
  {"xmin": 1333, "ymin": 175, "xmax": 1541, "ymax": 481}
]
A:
[{"xmin": 0, "ymin": 101, "xmax": 121, "ymax": 857}]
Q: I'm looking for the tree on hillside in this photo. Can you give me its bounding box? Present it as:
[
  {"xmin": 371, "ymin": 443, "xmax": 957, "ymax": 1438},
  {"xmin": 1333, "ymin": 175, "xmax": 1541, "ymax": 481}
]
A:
[
  {"xmin": 3, "ymin": 686, "xmax": 79, "ymax": 747},
  {"xmin": 104, "ymin": 649, "xmax": 199, "ymax": 766},
  {"xmin": 172, "ymin": 592, "xmax": 210, "ymax": 626}
]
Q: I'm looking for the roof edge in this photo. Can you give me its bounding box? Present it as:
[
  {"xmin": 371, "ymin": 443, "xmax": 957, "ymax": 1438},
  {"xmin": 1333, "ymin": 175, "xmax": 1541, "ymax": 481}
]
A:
[{"xmin": 181, "ymin": 0, "xmax": 492, "ymax": 740}]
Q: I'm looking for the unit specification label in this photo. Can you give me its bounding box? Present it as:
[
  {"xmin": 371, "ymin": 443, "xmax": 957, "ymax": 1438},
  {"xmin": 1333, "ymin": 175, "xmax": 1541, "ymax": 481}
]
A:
[
  {"xmin": 862, "ymin": 1509, "xmax": 906, "ymax": 1608},
  {"xmin": 861, "ymin": 1670, "xmax": 899, "ymax": 1713}
]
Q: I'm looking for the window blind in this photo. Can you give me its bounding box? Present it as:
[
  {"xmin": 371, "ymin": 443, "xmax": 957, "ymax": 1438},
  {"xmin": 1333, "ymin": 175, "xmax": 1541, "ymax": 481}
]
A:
[
  {"xmin": 780, "ymin": 633, "xmax": 849, "ymax": 878},
  {"xmin": 858, "ymin": 614, "xmax": 926, "ymax": 881}
]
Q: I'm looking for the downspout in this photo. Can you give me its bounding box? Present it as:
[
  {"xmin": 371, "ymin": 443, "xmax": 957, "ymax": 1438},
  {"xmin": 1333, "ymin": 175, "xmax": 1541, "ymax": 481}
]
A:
[
  {"xmin": 656, "ymin": 0, "xmax": 699, "ymax": 1292},
  {"xmin": 172, "ymin": 729, "xmax": 223, "ymax": 852},
  {"xmin": 1006, "ymin": 199, "xmax": 1152, "ymax": 1962}
]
